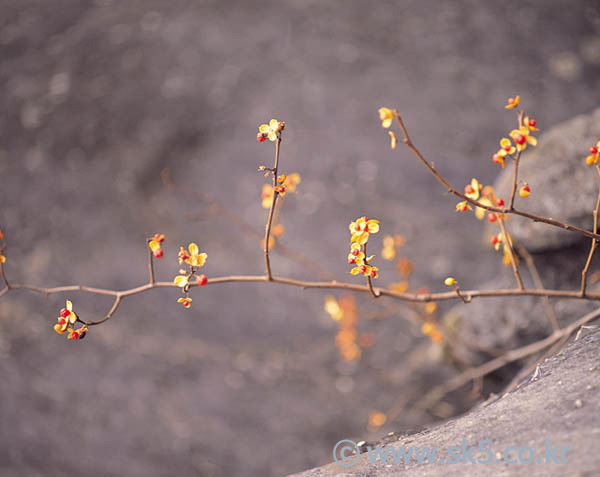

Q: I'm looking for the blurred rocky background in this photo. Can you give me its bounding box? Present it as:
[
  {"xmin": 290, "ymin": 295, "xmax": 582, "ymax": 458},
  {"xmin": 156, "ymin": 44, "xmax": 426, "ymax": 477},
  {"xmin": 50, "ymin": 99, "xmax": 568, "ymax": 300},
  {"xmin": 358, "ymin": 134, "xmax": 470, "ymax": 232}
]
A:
[{"xmin": 1, "ymin": 1, "xmax": 600, "ymax": 476}]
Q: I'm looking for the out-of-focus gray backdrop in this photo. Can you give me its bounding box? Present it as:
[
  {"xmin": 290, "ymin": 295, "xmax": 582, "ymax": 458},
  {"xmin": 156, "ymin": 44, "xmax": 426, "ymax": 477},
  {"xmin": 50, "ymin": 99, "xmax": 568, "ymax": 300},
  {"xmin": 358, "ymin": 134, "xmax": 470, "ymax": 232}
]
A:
[{"xmin": 1, "ymin": 1, "xmax": 599, "ymax": 475}]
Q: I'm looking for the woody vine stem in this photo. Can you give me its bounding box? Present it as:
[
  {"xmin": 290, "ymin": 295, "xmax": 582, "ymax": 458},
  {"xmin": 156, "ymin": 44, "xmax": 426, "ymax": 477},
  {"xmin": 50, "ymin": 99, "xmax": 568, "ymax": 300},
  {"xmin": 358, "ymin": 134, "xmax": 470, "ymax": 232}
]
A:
[{"xmin": 2, "ymin": 99, "xmax": 600, "ymax": 413}]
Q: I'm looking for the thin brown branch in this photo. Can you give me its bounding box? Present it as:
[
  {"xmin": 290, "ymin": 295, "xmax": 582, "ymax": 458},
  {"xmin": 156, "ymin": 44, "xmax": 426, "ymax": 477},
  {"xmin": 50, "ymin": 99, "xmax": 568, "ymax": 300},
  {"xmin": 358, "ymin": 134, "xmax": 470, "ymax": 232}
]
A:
[
  {"xmin": 393, "ymin": 111, "xmax": 600, "ymax": 242},
  {"xmin": 497, "ymin": 215, "xmax": 524, "ymax": 289},
  {"xmin": 453, "ymin": 286, "xmax": 471, "ymax": 304},
  {"xmin": 508, "ymin": 111, "xmax": 525, "ymax": 210},
  {"xmin": 83, "ymin": 296, "xmax": 122, "ymax": 326},
  {"xmin": 363, "ymin": 242, "xmax": 380, "ymax": 298},
  {"xmin": 162, "ymin": 169, "xmax": 335, "ymax": 281},
  {"xmin": 581, "ymin": 167, "xmax": 600, "ymax": 296},
  {"xmin": 147, "ymin": 240, "xmax": 156, "ymax": 284},
  {"xmin": 264, "ymin": 137, "xmax": 282, "ymax": 280},
  {"xmin": 514, "ymin": 240, "xmax": 559, "ymax": 331},
  {"xmin": 10, "ymin": 276, "xmax": 600, "ymax": 305}
]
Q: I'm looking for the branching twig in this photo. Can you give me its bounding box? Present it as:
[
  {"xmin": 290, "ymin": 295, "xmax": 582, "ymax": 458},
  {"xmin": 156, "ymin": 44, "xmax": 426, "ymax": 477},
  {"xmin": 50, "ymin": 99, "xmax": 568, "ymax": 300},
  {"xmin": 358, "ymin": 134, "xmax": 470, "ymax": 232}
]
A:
[
  {"xmin": 581, "ymin": 166, "xmax": 600, "ymax": 296},
  {"xmin": 497, "ymin": 215, "xmax": 524, "ymax": 289},
  {"xmin": 393, "ymin": 111, "xmax": 600, "ymax": 242},
  {"xmin": 514, "ymin": 240, "xmax": 559, "ymax": 331},
  {"xmin": 508, "ymin": 111, "xmax": 525, "ymax": 210},
  {"xmin": 264, "ymin": 137, "xmax": 281, "ymax": 280},
  {"xmin": 147, "ymin": 240, "xmax": 156, "ymax": 284}
]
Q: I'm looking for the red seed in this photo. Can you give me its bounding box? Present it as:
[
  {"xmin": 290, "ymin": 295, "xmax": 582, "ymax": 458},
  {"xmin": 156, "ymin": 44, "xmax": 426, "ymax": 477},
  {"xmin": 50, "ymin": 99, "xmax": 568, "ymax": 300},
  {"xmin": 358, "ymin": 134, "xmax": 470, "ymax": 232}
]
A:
[
  {"xmin": 496, "ymin": 198, "xmax": 505, "ymax": 206},
  {"xmin": 490, "ymin": 236, "xmax": 499, "ymax": 245},
  {"xmin": 153, "ymin": 249, "xmax": 163, "ymax": 259},
  {"xmin": 492, "ymin": 154, "xmax": 502, "ymax": 164},
  {"xmin": 370, "ymin": 270, "xmax": 377, "ymax": 278},
  {"xmin": 513, "ymin": 134, "xmax": 526, "ymax": 145},
  {"xmin": 256, "ymin": 133, "xmax": 267, "ymax": 142},
  {"xmin": 528, "ymin": 119, "xmax": 536, "ymax": 127},
  {"xmin": 590, "ymin": 146, "xmax": 599, "ymax": 155},
  {"xmin": 359, "ymin": 265, "xmax": 367, "ymax": 274},
  {"xmin": 487, "ymin": 213, "xmax": 498, "ymax": 223},
  {"xmin": 60, "ymin": 308, "xmax": 70, "ymax": 318},
  {"xmin": 351, "ymin": 248, "xmax": 360, "ymax": 256},
  {"xmin": 348, "ymin": 258, "xmax": 356, "ymax": 264},
  {"xmin": 464, "ymin": 185, "xmax": 474, "ymax": 194},
  {"xmin": 196, "ymin": 274, "xmax": 208, "ymax": 286}
]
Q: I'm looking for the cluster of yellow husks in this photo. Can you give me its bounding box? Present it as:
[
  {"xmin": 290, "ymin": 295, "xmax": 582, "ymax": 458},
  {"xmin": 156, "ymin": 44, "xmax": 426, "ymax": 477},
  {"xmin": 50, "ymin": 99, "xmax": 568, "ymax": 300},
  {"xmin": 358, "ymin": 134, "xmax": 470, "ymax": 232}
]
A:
[
  {"xmin": 586, "ymin": 141, "xmax": 600, "ymax": 166},
  {"xmin": 493, "ymin": 97, "xmax": 538, "ymax": 179},
  {"xmin": 173, "ymin": 242, "xmax": 208, "ymax": 309},
  {"xmin": 53, "ymin": 300, "xmax": 88, "ymax": 340},
  {"xmin": 348, "ymin": 216, "xmax": 380, "ymax": 279}
]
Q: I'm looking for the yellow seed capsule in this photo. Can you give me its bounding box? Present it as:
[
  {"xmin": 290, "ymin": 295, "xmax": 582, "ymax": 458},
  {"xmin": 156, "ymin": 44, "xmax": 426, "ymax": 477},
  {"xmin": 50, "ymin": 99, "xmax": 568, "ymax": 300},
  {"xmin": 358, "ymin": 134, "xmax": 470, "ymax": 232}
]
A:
[
  {"xmin": 444, "ymin": 277, "xmax": 457, "ymax": 286},
  {"xmin": 519, "ymin": 184, "xmax": 531, "ymax": 198}
]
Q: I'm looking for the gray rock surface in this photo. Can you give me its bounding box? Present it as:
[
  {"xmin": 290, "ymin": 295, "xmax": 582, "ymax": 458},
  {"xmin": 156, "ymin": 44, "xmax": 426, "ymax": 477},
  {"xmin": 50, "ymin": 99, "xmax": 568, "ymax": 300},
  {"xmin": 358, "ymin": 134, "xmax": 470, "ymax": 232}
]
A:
[
  {"xmin": 445, "ymin": 244, "xmax": 600, "ymax": 367},
  {"xmin": 289, "ymin": 326, "xmax": 600, "ymax": 477},
  {"xmin": 490, "ymin": 107, "xmax": 600, "ymax": 252}
]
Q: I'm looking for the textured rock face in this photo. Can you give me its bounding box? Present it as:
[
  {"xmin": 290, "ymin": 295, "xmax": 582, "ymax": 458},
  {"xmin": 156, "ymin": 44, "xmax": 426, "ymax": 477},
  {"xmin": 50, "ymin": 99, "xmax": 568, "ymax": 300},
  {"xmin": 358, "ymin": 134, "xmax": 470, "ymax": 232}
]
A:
[
  {"xmin": 289, "ymin": 328, "xmax": 600, "ymax": 477},
  {"xmin": 451, "ymin": 108, "xmax": 600, "ymax": 367},
  {"xmin": 490, "ymin": 107, "xmax": 600, "ymax": 252}
]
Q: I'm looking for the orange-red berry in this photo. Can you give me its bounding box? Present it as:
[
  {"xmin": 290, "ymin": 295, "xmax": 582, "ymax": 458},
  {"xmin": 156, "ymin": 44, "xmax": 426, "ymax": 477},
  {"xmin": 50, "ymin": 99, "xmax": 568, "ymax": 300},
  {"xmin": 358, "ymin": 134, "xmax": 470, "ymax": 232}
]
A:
[
  {"xmin": 528, "ymin": 118, "xmax": 537, "ymax": 127},
  {"xmin": 513, "ymin": 134, "xmax": 526, "ymax": 145},
  {"xmin": 370, "ymin": 270, "xmax": 377, "ymax": 278},
  {"xmin": 490, "ymin": 235, "xmax": 499, "ymax": 246},
  {"xmin": 348, "ymin": 258, "xmax": 356, "ymax": 264},
  {"xmin": 492, "ymin": 154, "xmax": 502, "ymax": 164},
  {"xmin": 358, "ymin": 265, "xmax": 367, "ymax": 274},
  {"xmin": 487, "ymin": 213, "xmax": 498, "ymax": 223},
  {"xmin": 590, "ymin": 146, "xmax": 599, "ymax": 155},
  {"xmin": 153, "ymin": 249, "xmax": 163, "ymax": 259},
  {"xmin": 257, "ymin": 132, "xmax": 268, "ymax": 142},
  {"xmin": 153, "ymin": 233, "xmax": 165, "ymax": 243},
  {"xmin": 60, "ymin": 308, "xmax": 70, "ymax": 318},
  {"xmin": 464, "ymin": 185, "xmax": 474, "ymax": 194},
  {"xmin": 351, "ymin": 248, "xmax": 360, "ymax": 256},
  {"xmin": 196, "ymin": 274, "xmax": 208, "ymax": 286},
  {"xmin": 496, "ymin": 198, "xmax": 505, "ymax": 207}
]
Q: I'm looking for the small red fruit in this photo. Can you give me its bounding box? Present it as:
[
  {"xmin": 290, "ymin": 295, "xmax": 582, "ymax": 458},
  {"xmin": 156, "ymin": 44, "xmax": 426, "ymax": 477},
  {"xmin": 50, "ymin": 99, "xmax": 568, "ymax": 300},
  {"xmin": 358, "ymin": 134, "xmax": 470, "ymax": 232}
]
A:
[
  {"xmin": 496, "ymin": 198, "xmax": 505, "ymax": 207},
  {"xmin": 590, "ymin": 146, "xmax": 599, "ymax": 155},
  {"xmin": 358, "ymin": 265, "xmax": 367, "ymax": 274},
  {"xmin": 60, "ymin": 308, "xmax": 70, "ymax": 318},
  {"xmin": 348, "ymin": 258, "xmax": 356, "ymax": 265},
  {"xmin": 490, "ymin": 236, "xmax": 499, "ymax": 246},
  {"xmin": 370, "ymin": 270, "xmax": 377, "ymax": 278},
  {"xmin": 153, "ymin": 249, "xmax": 163, "ymax": 259},
  {"xmin": 513, "ymin": 134, "xmax": 526, "ymax": 145},
  {"xmin": 256, "ymin": 132, "xmax": 268, "ymax": 142},
  {"xmin": 464, "ymin": 185, "xmax": 474, "ymax": 194},
  {"xmin": 196, "ymin": 274, "xmax": 208, "ymax": 287},
  {"xmin": 487, "ymin": 213, "xmax": 498, "ymax": 223},
  {"xmin": 528, "ymin": 119, "xmax": 537, "ymax": 127}
]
